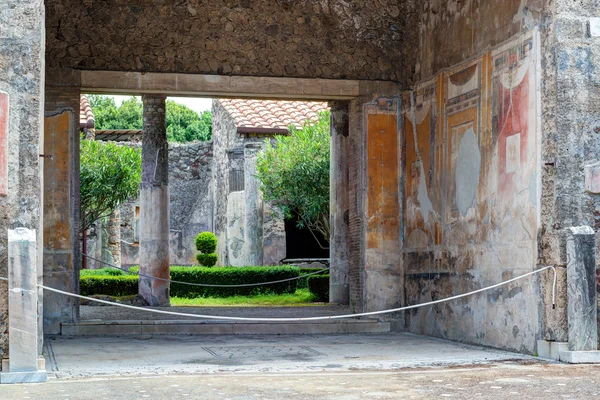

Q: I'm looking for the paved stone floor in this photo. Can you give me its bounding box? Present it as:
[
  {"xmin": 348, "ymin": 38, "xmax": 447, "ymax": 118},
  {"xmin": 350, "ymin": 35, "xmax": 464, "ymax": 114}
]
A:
[
  {"xmin": 2, "ymin": 333, "xmax": 599, "ymax": 399},
  {"xmin": 44, "ymin": 333, "xmax": 535, "ymax": 378}
]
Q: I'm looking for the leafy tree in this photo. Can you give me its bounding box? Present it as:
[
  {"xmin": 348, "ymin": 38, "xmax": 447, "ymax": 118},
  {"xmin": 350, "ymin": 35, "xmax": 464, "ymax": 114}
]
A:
[
  {"xmin": 87, "ymin": 95, "xmax": 212, "ymax": 142},
  {"xmin": 80, "ymin": 140, "xmax": 142, "ymax": 233},
  {"xmin": 256, "ymin": 111, "xmax": 331, "ymax": 242}
]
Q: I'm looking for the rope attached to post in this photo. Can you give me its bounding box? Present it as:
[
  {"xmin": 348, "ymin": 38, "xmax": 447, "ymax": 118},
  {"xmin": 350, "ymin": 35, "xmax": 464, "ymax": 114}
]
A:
[{"xmin": 0, "ymin": 266, "xmax": 557, "ymax": 322}]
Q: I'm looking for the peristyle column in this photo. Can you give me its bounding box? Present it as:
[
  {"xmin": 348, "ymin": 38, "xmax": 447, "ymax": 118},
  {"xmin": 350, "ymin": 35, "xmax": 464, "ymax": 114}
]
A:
[
  {"xmin": 139, "ymin": 94, "xmax": 170, "ymax": 306},
  {"xmin": 329, "ymin": 101, "xmax": 350, "ymax": 304},
  {"xmin": 243, "ymin": 143, "xmax": 264, "ymax": 265}
]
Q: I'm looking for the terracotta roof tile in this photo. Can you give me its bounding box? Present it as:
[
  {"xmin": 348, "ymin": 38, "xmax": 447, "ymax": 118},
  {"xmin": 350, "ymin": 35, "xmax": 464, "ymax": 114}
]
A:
[
  {"xmin": 80, "ymin": 94, "xmax": 95, "ymax": 130},
  {"xmin": 218, "ymin": 99, "xmax": 328, "ymax": 132}
]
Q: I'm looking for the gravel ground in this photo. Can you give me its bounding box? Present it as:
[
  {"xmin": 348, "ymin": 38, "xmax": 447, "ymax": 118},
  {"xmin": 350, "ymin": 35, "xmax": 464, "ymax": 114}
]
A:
[{"xmin": 3, "ymin": 363, "xmax": 600, "ymax": 399}]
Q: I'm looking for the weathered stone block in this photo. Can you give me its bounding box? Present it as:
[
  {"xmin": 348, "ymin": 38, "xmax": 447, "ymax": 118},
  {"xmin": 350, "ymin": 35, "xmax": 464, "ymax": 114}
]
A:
[{"xmin": 566, "ymin": 226, "xmax": 598, "ymax": 351}]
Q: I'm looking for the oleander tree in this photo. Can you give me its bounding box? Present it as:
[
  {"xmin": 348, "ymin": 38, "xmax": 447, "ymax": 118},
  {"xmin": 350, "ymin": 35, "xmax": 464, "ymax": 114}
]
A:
[
  {"xmin": 255, "ymin": 110, "xmax": 331, "ymax": 243},
  {"xmin": 80, "ymin": 140, "xmax": 142, "ymax": 233}
]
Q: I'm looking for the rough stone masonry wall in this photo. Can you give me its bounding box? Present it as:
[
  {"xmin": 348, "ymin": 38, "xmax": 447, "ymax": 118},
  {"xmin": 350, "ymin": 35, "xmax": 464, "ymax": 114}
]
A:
[
  {"xmin": 539, "ymin": 0, "xmax": 600, "ymax": 343},
  {"xmin": 0, "ymin": 0, "xmax": 45, "ymax": 364},
  {"xmin": 119, "ymin": 141, "xmax": 214, "ymax": 266},
  {"xmin": 399, "ymin": 0, "xmax": 553, "ymax": 353},
  {"xmin": 44, "ymin": 1, "xmax": 419, "ymax": 85}
]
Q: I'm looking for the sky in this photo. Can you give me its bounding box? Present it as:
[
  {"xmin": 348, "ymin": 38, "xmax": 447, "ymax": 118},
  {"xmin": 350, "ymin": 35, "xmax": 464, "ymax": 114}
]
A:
[{"xmin": 110, "ymin": 95, "xmax": 213, "ymax": 113}]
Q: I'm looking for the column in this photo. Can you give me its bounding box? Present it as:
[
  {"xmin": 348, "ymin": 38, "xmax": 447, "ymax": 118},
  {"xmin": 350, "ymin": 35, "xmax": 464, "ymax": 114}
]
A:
[
  {"xmin": 1, "ymin": 229, "xmax": 47, "ymax": 384},
  {"xmin": 139, "ymin": 94, "xmax": 170, "ymax": 306},
  {"xmin": 43, "ymin": 88, "xmax": 81, "ymax": 334},
  {"xmin": 329, "ymin": 101, "xmax": 350, "ymax": 304},
  {"xmin": 566, "ymin": 226, "xmax": 598, "ymax": 351},
  {"xmin": 243, "ymin": 143, "xmax": 264, "ymax": 266},
  {"xmin": 106, "ymin": 209, "xmax": 121, "ymax": 268}
]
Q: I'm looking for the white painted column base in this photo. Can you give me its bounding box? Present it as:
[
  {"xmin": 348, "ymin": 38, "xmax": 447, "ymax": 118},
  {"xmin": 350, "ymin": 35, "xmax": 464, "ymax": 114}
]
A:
[
  {"xmin": 559, "ymin": 351, "xmax": 600, "ymax": 364},
  {"xmin": 537, "ymin": 340, "xmax": 568, "ymax": 360},
  {"xmin": 1, "ymin": 358, "xmax": 47, "ymax": 383}
]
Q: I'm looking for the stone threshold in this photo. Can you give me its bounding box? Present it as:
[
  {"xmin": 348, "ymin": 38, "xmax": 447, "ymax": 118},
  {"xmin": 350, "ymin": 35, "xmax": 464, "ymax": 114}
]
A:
[{"xmin": 60, "ymin": 319, "xmax": 391, "ymax": 336}]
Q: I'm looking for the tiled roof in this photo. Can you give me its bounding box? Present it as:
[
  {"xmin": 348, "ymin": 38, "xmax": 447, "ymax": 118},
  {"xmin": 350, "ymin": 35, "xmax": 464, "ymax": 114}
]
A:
[
  {"xmin": 80, "ymin": 94, "xmax": 95, "ymax": 130},
  {"xmin": 218, "ymin": 99, "xmax": 328, "ymax": 133}
]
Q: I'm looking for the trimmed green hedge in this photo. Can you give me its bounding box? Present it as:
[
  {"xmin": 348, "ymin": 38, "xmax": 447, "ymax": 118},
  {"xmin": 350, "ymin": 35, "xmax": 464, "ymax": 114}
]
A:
[
  {"xmin": 80, "ymin": 268, "xmax": 126, "ymax": 277},
  {"xmin": 307, "ymin": 274, "xmax": 329, "ymax": 302},
  {"xmin": 170, "ymin": 266, "xmax": 299, "ymax": 298},
  {"xmin": 297, "ymin": 268, "xmax": 328, "ymax": 289},
  {"xmin": 80, "ymin": 266, "xmax": 301, "ymax": 298},
  {"xmin": 80, "ymin": 275, "xmax": 138, "ymax": 297}
]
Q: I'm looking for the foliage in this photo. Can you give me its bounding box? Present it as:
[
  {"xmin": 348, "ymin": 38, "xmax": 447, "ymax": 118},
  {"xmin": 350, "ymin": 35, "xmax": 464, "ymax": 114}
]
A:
[
  {"xmin": 256, "ymin": 110, "xmax": 331, "ymax": 242},
  {"xmin": 80, "ymin": 268, "xmax": 126, "ymax": 277},
  {"xmin": 195, "ymin": 232, "xmax": 218, "ymax": 254},
  {"xmin": 196, "ymin": 253, "xmax": 218, "ymax": 267},
  {"xmin": 167, "ymin": 101, "xmax": 213, "ymax": 142},
  {"xmin": 195, "ymin": 231, "xmax": 218, "ymax": 267},
  {"xmin": 307, "ymin": 274, "xmax": 330, "ymax": 302},
  {"xmin": 169, "ymin": 266, "xmax": 299, "ymax": 298},
  {"xmin": 80, "ymin": 275, "xmax": 139, "ymax": 297},
  {"xmin": 171, "ymin": 289, "xmax": 317, "ymax": 306},
  {"xmin": 80, "ymin": 140, "xmax": 142, "ymax": 233},
  {"xmin": 88, "ymin": 95, "xmax": 212, "ymax": 142},
  {"xmin": 80, "ymin": 266, "xmax": 301, "ymax": 298},
  {"xmin": 296, "ymin": 268, "xmax": 328, "ymax": 289}
]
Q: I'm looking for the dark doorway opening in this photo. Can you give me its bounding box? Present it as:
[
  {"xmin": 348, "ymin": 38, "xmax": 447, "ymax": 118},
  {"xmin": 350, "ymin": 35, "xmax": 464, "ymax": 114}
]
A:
[{"xmin": 284, "ymin": 215, "xmax": 329, "ymax": 259}]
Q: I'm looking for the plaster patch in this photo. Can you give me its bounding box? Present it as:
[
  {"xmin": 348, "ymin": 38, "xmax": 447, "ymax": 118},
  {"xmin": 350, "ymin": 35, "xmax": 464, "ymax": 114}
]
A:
[
  {"xmin": 505, "ymin": 133, "xmax": 521, "ymax": 173},
  {"xmin": 590, "ymin": 18, "xmax": 600, "ymax": 37},
  {"xmin": 455, "ymin": 128, "xmax": 480, "ymax": 216},
  {"xmin": 410, "ymin": 92, "xmax": 434, "ymax": 223}
]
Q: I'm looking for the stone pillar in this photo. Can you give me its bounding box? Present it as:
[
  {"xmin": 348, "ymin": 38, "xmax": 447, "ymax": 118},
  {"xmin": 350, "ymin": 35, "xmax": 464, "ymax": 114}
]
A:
[
  {"xmin": 43, "ymin": 88, "xmax": 81, "ymax": 334},
  {"xmin": 243, "ymin": 143, "xmax": 264, "ymax": 266},
  {"xmin": 106, "ymin": 209, "xmax": 121, "ymax": 268},
  {"xmin": 329, "ymin": 101, "xmax": 350, "ymax": 304},
  {"xmin": 1, "ymin": 229, "xmax": 47, "ymax": 384},
  {"xmin": 139, "ymin": 94, "xmax": 170, "ymax": 306},
  {"xmin": 566, "ymin": 226, "xmax": 598, "ymax": 351}
]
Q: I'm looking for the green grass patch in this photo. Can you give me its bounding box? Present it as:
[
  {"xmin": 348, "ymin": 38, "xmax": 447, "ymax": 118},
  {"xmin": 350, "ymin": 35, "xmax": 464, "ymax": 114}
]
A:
[{"xmin": 170, "ymin": 289, "xmax": 323, "ymax": 307}]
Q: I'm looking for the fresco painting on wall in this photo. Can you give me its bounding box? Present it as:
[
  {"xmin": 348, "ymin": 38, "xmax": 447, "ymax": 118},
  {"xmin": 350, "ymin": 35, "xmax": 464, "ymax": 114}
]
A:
[
  {"xmin": 0, "ymin": 92, "xmax": 7, "ymax": 196},
  {"xmin": 401, "ymin": 30, "xmax": 541, "ymax": 350},
  {"xmin": 402, "ymin": 31, "xmax": 540, "ymax": 274}
]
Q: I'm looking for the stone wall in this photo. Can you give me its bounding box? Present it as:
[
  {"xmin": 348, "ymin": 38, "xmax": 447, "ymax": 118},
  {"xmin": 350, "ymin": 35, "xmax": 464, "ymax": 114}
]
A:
[
  {"xmin": 45, "ymin": 1, "xmax": 419, "ymax": 85},
  {"xmin": 0, "ymin": 0, "xmax": 45, "ymax": 364},
  {"xmin": 118, "ymin": 141, "xmax": 214, "ymax": 266},
  {"xmin": 212, "ymin": 100, "xmax": 286, "ymax": 266},
  {"xmin": 393, "ymin": 1, "xmax": 560, "ymax": 353}
]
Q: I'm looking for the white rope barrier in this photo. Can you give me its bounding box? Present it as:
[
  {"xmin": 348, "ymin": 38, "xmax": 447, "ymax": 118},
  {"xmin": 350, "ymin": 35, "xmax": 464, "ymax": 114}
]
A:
[
  {"xmin": 81, "ymin": 252, "xmax": 332, "ymax": 288},
  {"xmin": 0, "ymin": 266, "xmax": 557, "ymax": 322}
]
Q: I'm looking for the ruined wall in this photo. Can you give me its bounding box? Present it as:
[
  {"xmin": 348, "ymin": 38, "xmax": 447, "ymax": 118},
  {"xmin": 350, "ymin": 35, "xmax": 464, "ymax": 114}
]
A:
[
  {"xmin": 403, "ymin": 32, "xmax": 543, "ymax": 352},
  {"xmin": 212, "ymin": 100, "xmax": 286, "ymax": 266},
  {"xmin": 118, "ymin": 142, "xmax": 214, "ymax": 266},
  {"xmin": 397, "ymin": 0, "xmax": 557, "ymax": 353},
  {"xmin": 539, "ymin": 0, "xmax": 600, "ymax": 342},
  {"xmin": 45, "ymin": 1, "xmax": 418, "ymax": 85},
  {"xmin": 0, "ymin": 0, "xmax": 45, "ymax": 363}
]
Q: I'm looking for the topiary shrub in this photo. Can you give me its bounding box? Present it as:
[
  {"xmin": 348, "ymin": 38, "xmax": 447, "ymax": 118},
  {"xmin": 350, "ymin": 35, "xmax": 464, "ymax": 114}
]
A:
[
  {"xmin": 296, "ymin": 268, "xmax": 327, "ymax": 289},
  {"xmin": 80, "ymin": 268, "xmax": 124, "ymax": 277},
  {"xmin": 196, "ymin": 253, "xmax": 218, "ymax": 267},
  {"xmin": 195, "ymin": 232, "xmax": 218, "ymax": 267},
  {"xmin": 195, "ymin": 232, "xmax": 217, "ymax": 253},
  {"xmin": 307, "ymin": 274, "xmax": 330, "ymax": 302}
]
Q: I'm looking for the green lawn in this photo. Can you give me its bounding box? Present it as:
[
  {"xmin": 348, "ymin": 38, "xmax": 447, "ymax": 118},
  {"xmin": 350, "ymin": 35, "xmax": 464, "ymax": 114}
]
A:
[{"xmin": 170, "ymin": 289, "xmax": 325, "ymax": 307}]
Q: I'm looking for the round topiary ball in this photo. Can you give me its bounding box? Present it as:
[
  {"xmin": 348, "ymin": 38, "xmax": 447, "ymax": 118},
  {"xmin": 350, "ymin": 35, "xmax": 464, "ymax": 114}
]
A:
[
  {"xmin": 196, "ymin": 253, "xmax": 218, "ymax": 267},
  {"xmin": 195, "ymin": 232, "xmax": 218, "ymax": 254}
]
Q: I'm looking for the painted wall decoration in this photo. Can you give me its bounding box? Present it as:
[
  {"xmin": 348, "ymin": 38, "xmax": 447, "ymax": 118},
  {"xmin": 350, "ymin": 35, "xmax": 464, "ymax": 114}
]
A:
[
  {"xmin": 401, "ymin": 30, "xmax": 542, "ymax": 351},
  {"xmin": 0, "ymin": 92, "xmax": 8, "ymax": 196},
  {"xmin": 366, "ymin": 100, "xmax": 400, "ymax": 252}
]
